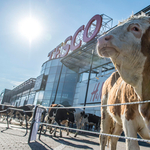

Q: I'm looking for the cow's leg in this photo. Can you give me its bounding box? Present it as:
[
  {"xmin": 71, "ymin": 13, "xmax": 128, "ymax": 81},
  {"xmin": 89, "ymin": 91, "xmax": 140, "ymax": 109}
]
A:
[
  {"xmin": 110, "ymin": 123, "xmax": 122, "ymax": 150},
  {"xmin": 53, "ymin": 121, "xmax": 62, "ymax": 137},
  {"xmin": 42, "ymin": 115, "xmax": 49, "ymax": 134},
  {"xmin": 74, "ymin": 121, "xmax": 83, "ymax": 137},
  {"xmin": 136, "ymin": 115, "xmax": 150, "ymax": 143},
  {"xmin": 122, "ymin": 118, "xmax": 140, "ymax": 150},
  {"xmin": 138, "ymin": 125, "xmax": 150, "ymax": 141},
  {"xmin": 66, "ymin": 121, "xmax": 69, "ymax": 136},
  {"xmin": 59, "ymin": 123, "xmax": 62, "ymax": 137},
  {"xmin": 100, "ymin": 107, "xmax": 113, "ymax": 150},
  {"xmin": 53, "ymin": 126, "xmax": 57, "ymax": 137}
]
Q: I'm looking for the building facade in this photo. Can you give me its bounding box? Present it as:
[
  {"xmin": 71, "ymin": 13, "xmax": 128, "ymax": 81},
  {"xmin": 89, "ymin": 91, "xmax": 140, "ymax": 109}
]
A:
[{"xmin": 1, "ymin": 5, "xmax": 150, "ymax": 116}]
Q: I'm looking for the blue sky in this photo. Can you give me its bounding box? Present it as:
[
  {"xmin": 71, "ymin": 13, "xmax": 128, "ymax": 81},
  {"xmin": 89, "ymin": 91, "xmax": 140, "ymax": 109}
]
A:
[{"xmin": 0, "ymin": 0, "xmax": 149, "ymax": 93}]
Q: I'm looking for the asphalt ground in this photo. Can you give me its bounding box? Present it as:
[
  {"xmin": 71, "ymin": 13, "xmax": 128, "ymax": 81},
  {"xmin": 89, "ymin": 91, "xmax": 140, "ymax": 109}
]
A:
[{"xmin": 0, "ymin": 120, "xmax": 150, "ymax": 150}]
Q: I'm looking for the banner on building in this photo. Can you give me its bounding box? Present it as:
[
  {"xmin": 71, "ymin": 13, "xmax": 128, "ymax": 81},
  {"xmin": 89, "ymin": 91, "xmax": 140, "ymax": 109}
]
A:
[{"xmin": 79, "ymin": 77, "xmax": 106, "ymax": 104}]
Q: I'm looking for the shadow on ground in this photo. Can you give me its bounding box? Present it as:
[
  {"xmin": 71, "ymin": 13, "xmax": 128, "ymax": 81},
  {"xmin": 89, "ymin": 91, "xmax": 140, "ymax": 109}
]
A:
[{"xmin": 29, "ymin": 141, "xmax": 52, "ymax": 150}]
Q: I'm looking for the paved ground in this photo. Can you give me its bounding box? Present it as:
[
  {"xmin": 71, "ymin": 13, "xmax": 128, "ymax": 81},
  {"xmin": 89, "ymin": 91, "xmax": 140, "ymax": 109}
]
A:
[{"xmin": 0, "ymin": 121, "xmax": 150, "ymax": 150}]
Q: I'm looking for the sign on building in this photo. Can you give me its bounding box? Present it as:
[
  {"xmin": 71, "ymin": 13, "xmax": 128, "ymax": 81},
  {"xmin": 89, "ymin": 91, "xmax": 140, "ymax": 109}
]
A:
[{"xmin": 79, "ymin": 77, "xmax": 106, "ymax": 104}]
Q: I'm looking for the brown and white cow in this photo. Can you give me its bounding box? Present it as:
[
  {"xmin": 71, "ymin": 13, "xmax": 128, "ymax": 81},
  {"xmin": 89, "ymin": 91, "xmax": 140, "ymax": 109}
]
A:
[
  {"xmin": 44, "ymin": 104, "xmax": 85, "ymax": 137},
  {"xmin": 97, "ymin": 14, "xmax": 150, "ymax": 150},
  {"xmin": 100, "ymin": 71, "xmax": 150, "ymax": 150}
]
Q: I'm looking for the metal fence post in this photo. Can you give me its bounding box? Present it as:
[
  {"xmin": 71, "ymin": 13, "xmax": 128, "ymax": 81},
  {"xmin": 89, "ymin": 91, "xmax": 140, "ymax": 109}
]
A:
[
  {"xmin": 24, "ymin": 111, "xmax": 28, "ymax": 136},
  {"xmin": 28, "ymin": 105, "xmax": 38, "ymax": 143},
  {"xmin": 6, "ymin": 108, "xmax": 9, "ymax": 129},
  {"xmin": 38, "ymin": 110, "xmax": 46, "ymax": 140}
]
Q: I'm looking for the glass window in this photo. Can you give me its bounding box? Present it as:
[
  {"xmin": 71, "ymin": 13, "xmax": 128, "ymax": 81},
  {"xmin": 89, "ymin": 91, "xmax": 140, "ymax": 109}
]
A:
[
  {"xmin": 57, "ymin": 66, "xmax": 62, "ymax": 74},
  {"xmin": 63, "ymin": 82, "xmax": 75, "ymax": 92},
  {"xmin": 90, "ymin": 73, "xmax": 96, "ymax": 79},
  {"xmin": 59, "ymin": 74, "xmax": 65, "ymax": 83},
  {"xmin": 46, "ymin": 61, "xmax": 51, "ymax": 68},
  {"xmin": 42, "ymin": 100, "xmax": 50, "ymax": 107},
  {"xmin": 57, "ymin": 82, "xmax": 64, "ymax": 91},
  {"xmin": 51, "ymin": 92, "xmax": 56, "ymax": 101},
  {"xmin": 42, "ymin": 63, "xmax": 46, "ymax": 70},
  {"xmin": 55, "ymin": 73, "xmax": 60, "ymax": 82},
  {"xmin": 33, "ymin": 92, "xmax": 39, "ymax": 105},
  {"xmin": 45, "ymin": 82, "xmax": 54, "ymax": 91},
  {"xmin": 56, "ymin": 91, "xmax": 62, "ymax": 99},
  {"xmin": 27, "ymin": 98, "xmax": 34, "ymax": 105},
  {"xmin": 66, "ymin": 68, "xmax": 76, "ymax": 74},
  {"xmin": 65, "ymin": 73, "xmax": 78, "ymax": 83},
  {"xmin": 51, "ymin": 59, "xmax": 59, "ymax": 66},
  {"xmin": 37, "ymin": 99, "xmax": 42, "ymax": 105},
  {"xmin": 41, "ymin": 69, "xmax": 44, "ymax": 74},
  {"xmin": 44, "ymin": 68, "xmax": 50, "ymax": 75},
  {"xmin": 43, "ymin": 91, "xmax": 52, "ymax": 99},
  {"xmin": 49, "ymin": 67, "xmax": 57, "ymax": 74},
  {"xmin": 58, "ymin": 61, "xmax": 62, "ymax": 66},
  {"xmin": 82, "ymin": 72, "xmax": 89, "ymax": 81},
  {"xmin": 47, "ymin": 74, "xmax": 56, "ymax": 83},
  {"xmin": 62, "ymin": 65, "xmax": 67, "ymax": 73},
  {"xmin": 38, "ymin": 91, "xmax": 44, "ymax": 100},
  {"xmin": 52, "ymin": 82, "xmax": 58, "ymax": 91}
]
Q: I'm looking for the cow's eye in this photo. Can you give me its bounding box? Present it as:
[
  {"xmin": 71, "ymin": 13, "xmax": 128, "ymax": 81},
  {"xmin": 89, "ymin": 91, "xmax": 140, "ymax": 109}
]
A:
[{"xmin": 133, "ymin": 27, "xmax": 139, "ymax": 31}]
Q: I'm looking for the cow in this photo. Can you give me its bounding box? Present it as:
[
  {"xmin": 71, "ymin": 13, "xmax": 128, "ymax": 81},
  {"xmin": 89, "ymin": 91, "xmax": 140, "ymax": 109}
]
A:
[
  {"xmin": 99, "ymin": 71, "xmax": 150, "ymax": 150},
  {"xmin": 43, "ymin": 104, "xmax": 64, "ymax": 134},
  {"xmin": 12, "ymin": 104, "xmax": 35, "ymax": 125},
  {"xmin": 45, "ymin": 104, "xmax": 85, "ymax": 137},
  {"xmin": 97, "ymin": 13, "xmax": 150, "ymax": 150},
  {"xmin": 0, "ymin": 104, "xmax": 16, "ymax": 122},
  {"xmin": 81, "ymin": 113, "xmax": 101, "ymax": 131}
]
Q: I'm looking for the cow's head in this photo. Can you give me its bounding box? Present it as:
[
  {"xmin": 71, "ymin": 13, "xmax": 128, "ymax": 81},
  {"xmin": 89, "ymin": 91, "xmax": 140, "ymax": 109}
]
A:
[{"xmin": 97, "ymin": 14, "xmax": 150, "ymax": 99}]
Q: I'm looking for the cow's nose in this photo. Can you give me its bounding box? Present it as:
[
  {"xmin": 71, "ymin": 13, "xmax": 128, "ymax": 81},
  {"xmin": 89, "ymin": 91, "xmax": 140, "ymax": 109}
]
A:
[
  {"xmin": 104, "ymin": 35, "xmax": 113, "ymax": 41},
  {"xmin": 97, "ymin": 35, "xmax": 113, "ymax": 46}
]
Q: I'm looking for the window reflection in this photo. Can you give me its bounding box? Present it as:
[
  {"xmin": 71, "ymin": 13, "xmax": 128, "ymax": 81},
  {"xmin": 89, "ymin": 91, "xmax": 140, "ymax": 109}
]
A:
[
  {"xmin": 43, "ymin": 91, "xmax": 52, "ymax": 99},
  {"xmin": 44, "ymin": 68, "xmax": 50, "ymax": 75},
  {"xmin": 40, "ymin": 59, "xmax": 79, "ymax": 107},
  {"xmin": 51, "ymin": 59, "xmax": 59, "ymax": 66},
  {"xmin": 42, "ymin": 100, "xmax": 50, "ymax": 106},
  {"xmin": 49, "ymin": 67, "xmax": 57, "ymax": 74},
  {"xmin": 47, "ymin": 74, "xmax": 55, "ymax": 83},
  {"xmin": 45, "ymin": 82, "xmax": 54, "ymax": 91},
  {"xmin": 62, "ymin": 65, "xmax": 67, "ymax": 73},
  {"xmin": 57, "ymin": 82, "xmax": 64, "ymax": 91},
  {"xmin": 60, "ymin": 74, "xmax": 65, "ymax": 82},
  {"xmin": 65, "ymin": 74, "xmax": 78, "ymax": 83},
  {"xmin": 46, "ymin": 61, "xmax": 51, "ymax": 68}
]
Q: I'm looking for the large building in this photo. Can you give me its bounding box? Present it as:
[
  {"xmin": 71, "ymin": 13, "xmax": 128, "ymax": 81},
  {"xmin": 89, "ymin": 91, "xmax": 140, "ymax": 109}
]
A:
[{"xmin": 1, "ymin": 5, "xmax": 150, "ymax": 116}]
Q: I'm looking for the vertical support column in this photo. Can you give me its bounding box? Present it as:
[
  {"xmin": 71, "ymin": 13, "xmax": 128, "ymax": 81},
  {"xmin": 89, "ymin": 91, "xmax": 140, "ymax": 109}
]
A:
[{"xmin": 83, "ymin": 49, "xmax": 94, "ymax": 109}]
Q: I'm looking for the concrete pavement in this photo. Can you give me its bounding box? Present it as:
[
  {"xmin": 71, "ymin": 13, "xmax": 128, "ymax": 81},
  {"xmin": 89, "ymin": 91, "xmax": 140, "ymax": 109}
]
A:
[{"xmin": 0, "ymin": 121, "xmax": 150, "ymax": 150}]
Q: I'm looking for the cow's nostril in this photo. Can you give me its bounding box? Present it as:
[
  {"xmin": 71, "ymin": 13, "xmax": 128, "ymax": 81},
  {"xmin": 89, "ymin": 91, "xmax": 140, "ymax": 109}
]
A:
[{"xmin": 105, "ymin": 35, "xmax": 112, "ymax": 41}]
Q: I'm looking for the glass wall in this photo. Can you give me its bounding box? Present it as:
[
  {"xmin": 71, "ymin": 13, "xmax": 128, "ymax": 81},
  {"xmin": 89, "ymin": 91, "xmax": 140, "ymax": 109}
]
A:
[
  {"xmin": 38, "ymin": 58, "xmax": 79, "ymax": 107},
  {"xmin": 10, "ymin": 88, "xmax": 36, "ymax": 106}
]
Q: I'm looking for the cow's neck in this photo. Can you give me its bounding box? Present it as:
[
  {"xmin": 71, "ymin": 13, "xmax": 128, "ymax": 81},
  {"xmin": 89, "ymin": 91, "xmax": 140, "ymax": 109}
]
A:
[
  {"xmin": 116, "ymin": 63, "xmax": 144, "ymax": 100},
  {"xmin": 141, "ymin": 26, "xmax": 150, "ymax": 101},
  {"xmin": 141, "ymin": 62, "xmax": 150, "ymax": 101}
]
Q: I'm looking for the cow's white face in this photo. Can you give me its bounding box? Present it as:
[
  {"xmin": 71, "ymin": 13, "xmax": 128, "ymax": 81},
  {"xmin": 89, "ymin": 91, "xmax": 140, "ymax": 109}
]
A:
[{"xmin": 97, "ymin": 15, "xmax": 150, "ymax": 98}]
